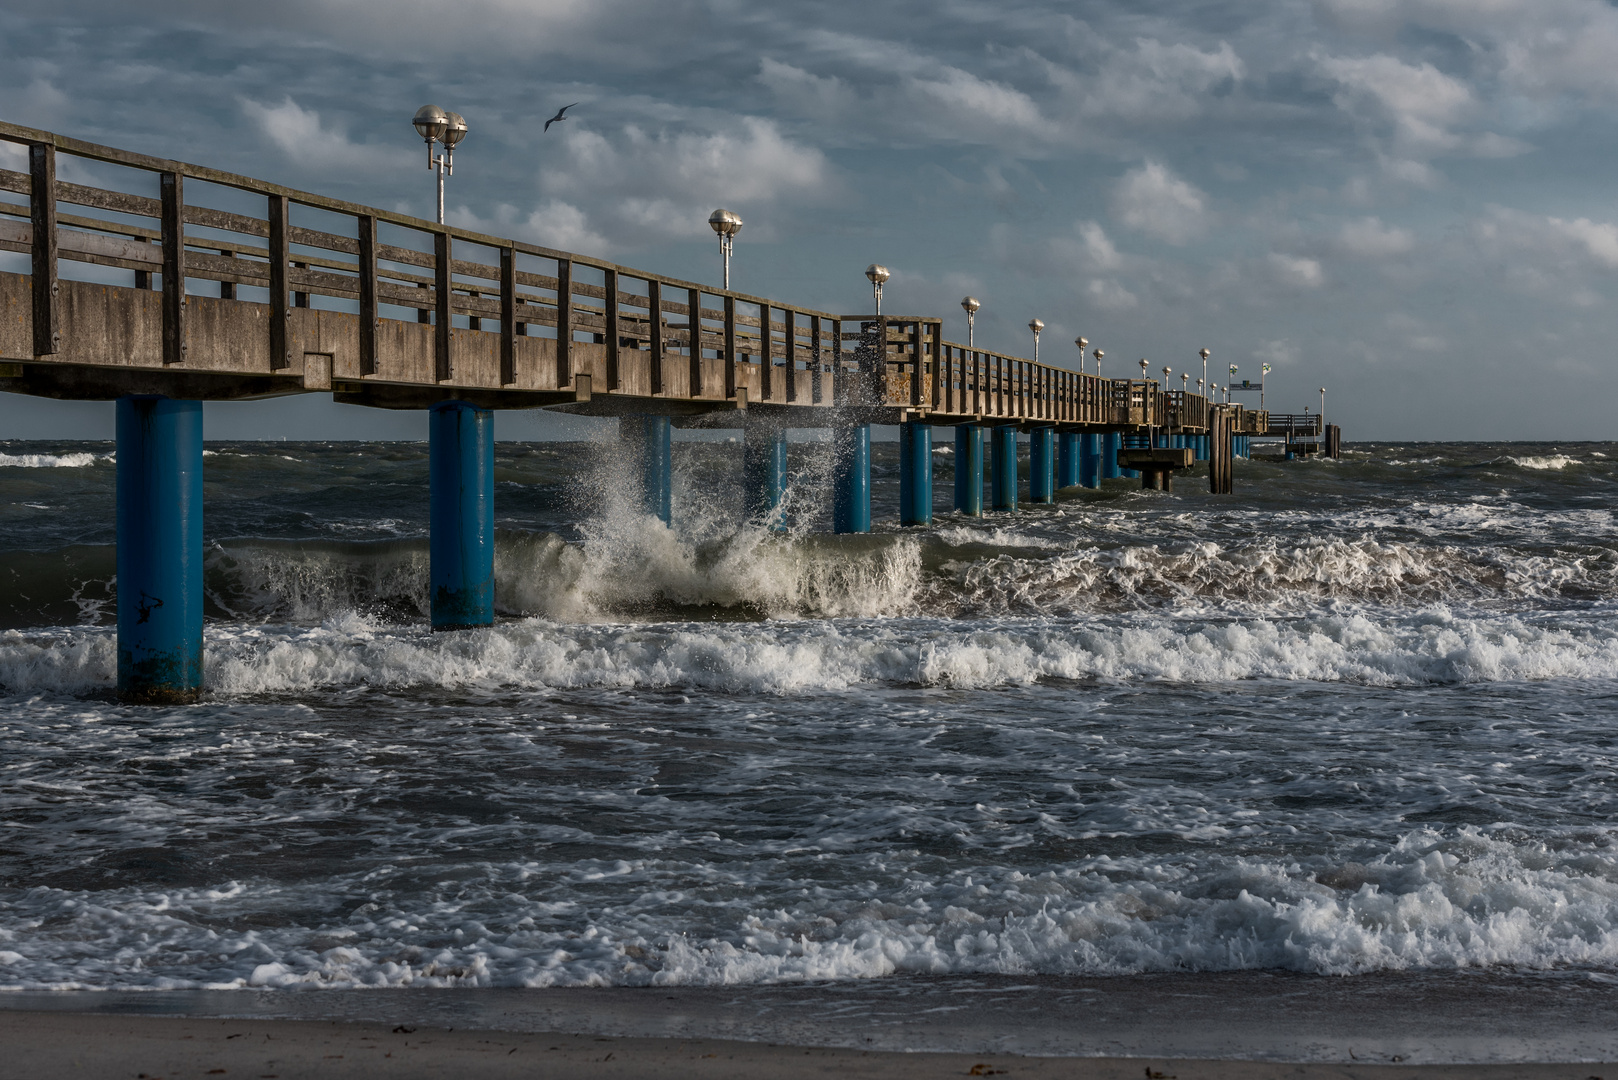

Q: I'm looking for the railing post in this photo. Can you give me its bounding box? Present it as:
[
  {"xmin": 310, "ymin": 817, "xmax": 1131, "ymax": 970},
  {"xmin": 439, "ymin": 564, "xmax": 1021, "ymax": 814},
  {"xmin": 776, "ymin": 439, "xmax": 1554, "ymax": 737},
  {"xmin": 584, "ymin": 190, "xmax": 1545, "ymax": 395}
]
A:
[
  {"xmin": 603, "ymin": 267, "xmax": 619, "ymax": 390},
  {"xmin": 723, "ymin": 294, "xmax": 737, "ymax": 400},
  {"xmin": 160, "ymin": 172, "xmax": 185, "ymax": 366},
  {"xmin": 555, "ymin": 258, "xmax": 572, "ymax": 389},
  {"xmin": 648, "ymin": 279, "xmax": 664, "ymax": 394},
  {"xmin": 358, "ymin": 214, "xmax": 378, "ymax": 377},
  {"xmin": 687, "ymin": 287, "xmax": 702, "ymax": 396},
  {"xmin": 779, "ymin": 310, "xmax": 792, "ymax": 403},
  {"xmin": 268, "ymin": 195, "xmax": 290, "ymax": 370},
  {"xmin": 810, "ymin": 313, "xmax": 823, "ymax": 404},
  {"xmin": 434, "ymin": 230, "xmax": 452, "ymax": 382},
  {"xmin": 29, "ymin": 142, "xmax": 59, "ymax": 356},
  {"xmin": 499, "ymin": 245, "xmax": 516, "ymax": 386},
  {"xmin": 759, "ymin": 303, "xmax": 773, "ymax": 401}
]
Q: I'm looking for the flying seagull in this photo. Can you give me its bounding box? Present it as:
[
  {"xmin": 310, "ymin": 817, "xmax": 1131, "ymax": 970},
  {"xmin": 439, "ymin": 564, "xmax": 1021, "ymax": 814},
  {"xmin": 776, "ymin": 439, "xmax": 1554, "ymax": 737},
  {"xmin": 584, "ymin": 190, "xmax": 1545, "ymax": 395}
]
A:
[{"xmin": 544, "ymin": 103, "xmax": 580, "ymax": 132}]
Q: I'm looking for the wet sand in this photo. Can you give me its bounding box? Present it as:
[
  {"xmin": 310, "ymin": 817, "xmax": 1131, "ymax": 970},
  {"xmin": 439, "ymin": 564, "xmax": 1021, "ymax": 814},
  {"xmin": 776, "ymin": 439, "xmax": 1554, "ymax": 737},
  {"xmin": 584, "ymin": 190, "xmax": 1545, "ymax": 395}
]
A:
[{"xmin": 0, "ymin": 1011, "xmax": 1611, "ymax": 1080}]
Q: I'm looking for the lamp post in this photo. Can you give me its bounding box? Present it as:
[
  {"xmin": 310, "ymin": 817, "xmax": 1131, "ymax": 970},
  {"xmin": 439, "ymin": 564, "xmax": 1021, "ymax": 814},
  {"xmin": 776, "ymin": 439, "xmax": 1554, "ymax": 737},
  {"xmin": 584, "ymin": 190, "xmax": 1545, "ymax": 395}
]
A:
[
  {"xmin": 1139, "ymin": 358, "xmax": 1149, "ymax": 380},
  {"xmin": 1093, "ymin": 348, "xmax": 1104, "ymax": 377},
  {"xmin": 1320, "ymin": 387, "xmax": 1327, "ymax": 439},
  {"xmin": 866, "ymin": 264, "xmax": 890, "ymax": 315},
  {"xmin": 1076, "ymin": 336, "xmax": 1088, "ymax": 374},
  {"xmin": 1162, "ymin": 365, "xmax": 1173, "ymax": 389},
  {"xmin": 961, "ymin": 296, "xmax": 980, "ymax": 349},
  {"xmin": 1200, "ymin": 347, "xmax": 1210, "ymax": 395},
  {"xmin": 413, "ymin": 105, "xmax": 467, "ymax": 225},
  {"xmin": 1029, "ymin": 318, "xmax": 1044, "ymax": 364},
  {"xmin": 708, "ymin": 209, "xmax": 742, "ymax": 289}
]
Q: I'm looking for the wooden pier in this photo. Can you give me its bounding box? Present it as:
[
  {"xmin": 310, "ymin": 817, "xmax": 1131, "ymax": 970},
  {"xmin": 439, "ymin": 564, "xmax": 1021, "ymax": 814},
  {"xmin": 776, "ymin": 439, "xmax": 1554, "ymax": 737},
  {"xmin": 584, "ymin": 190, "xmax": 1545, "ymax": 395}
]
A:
[
  {"xmin": 0, "ymin": 119, "xmax": 1336, "ymax": 702},
  {"xmin": 0, "ymin": 120, "xmax": 1275, "ymax": 443}
]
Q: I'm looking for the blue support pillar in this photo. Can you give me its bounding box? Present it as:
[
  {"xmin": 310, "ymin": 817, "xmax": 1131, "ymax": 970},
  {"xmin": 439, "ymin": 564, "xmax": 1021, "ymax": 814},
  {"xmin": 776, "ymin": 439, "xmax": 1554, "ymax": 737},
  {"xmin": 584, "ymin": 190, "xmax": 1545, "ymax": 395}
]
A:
[
  {"xmin": 1121, "ymin": 433, "xmax": 1145, "ymax": 478},
  {"xmin": 1080, "ymin": 433, "xmax": 1101, "ymax": 488},
  {"xmin": 954, "ymin": 424, "xmax": 983, "ymax": 517},
  {"xmin": 1102, "ymin": 432, "xmax": 1122, "ymax": 479},
  {"xmin": 833, "ymin": 422, "xmax": 871, "ymax": 534},
  {"xmin": 1029, "ymin": 428, "xmax": 1055, "ymax": 504},
  {"xmin": 744, "ymin": 420, "xmax": 788, "ymax": 525},
  {"xmin": 991, "ymin": 425, "xmax": 1019, "ymax": 511},
  {"xmin": 899, "ymin": 420, "xmax": 933, "ymax": 526},
  {"xmin": 116, "ymin": 396, "xmax": 203, "ymax": 704},
  {"xmin": 622, "ymin": 414, "xmax": 673, "ymax": 524},
  {"xmin": 1194, "ymin": 434, "xmax": 1208, "ymax": 462},
  {"xmin": 1057, "ymin": 432, "xmax": 1081, "ymax": 489},
  {"xmin": 430, "ymin": 401, "xmax": 495, "ymax": 631}
]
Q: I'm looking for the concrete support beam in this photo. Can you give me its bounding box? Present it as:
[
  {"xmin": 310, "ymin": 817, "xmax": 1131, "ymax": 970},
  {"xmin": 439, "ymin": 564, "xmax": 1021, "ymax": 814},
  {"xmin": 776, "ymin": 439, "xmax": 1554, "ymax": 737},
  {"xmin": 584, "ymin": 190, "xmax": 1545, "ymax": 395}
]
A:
[
  {"xmin": 116, "ymin": 396, "xmax": 204, "ymax": 704},
  {"xmin": 991, "ymin": 425, "xmax": 1018, "ymax": 512},
  {"xmin": 1057, "ymin": 432, "xmax": 1081, "ymax": 489},
  {"xmin": 832, "ymin": 422, "xmax": 871, "ymax": 534},
  {"xmin": 1080, "ymin": 433, "xmax": 1101, "ymax": 488},
  {"xmin": 1102, "ymin": 432, "xmax": 1122, "ymax": 480},
  {"xmin": 954, "ymin": 424, "xmax": 983, "ymax": 517},
  {"xmin": 743, "ymin": 418, "xmax": 787, "ymax": 525},
  {"xmin": 899, "ymin": 420, "xmax": 932, "ymax": 526},
  {"xmin": 622, "ymin": 414, "xmax": 673, "ymax": 524},
  {"xmin": 1029, "ymin": 427, "xmax": 1055, "ymax": 504},
  {"xmin": 429, "ymin": 401, "xmax": 495, "ymax": 630}
]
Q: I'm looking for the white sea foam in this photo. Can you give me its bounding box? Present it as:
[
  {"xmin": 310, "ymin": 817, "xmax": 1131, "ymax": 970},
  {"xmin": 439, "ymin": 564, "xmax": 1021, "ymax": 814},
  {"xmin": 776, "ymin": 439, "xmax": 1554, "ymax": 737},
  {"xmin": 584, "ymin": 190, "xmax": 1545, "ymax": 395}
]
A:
[
  {"xmin": 1507, "ymin": 455, "xmax": 1578, "ymax": 470},
  {"xmin": 3, "ymin": 827, "xmax": 1617, "ymax": 989},
  {"xmin": 8, "ymin": 607, "xmax": 1618, "ymax": 699},
  {"xmin": 0, "ymin": 451, "xmax": 103, "ymax": 468}
]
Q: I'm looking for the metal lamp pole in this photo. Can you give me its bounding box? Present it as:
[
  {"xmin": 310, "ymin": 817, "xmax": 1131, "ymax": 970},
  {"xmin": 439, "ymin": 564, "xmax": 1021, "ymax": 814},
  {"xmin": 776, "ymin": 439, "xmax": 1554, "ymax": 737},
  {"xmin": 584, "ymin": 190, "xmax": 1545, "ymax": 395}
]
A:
[
  {"xmin": 1029, "ymin": 319, "xmax": 1043, "ymax": 364},
  {"xmin": 413, "ymin": 105, "xmax": 468, "ymax": 225},
  {"xmin": 1076, "ymin": 336, "xmax": 1088, "ymax": 374},
  {"xmin": 961, "ymin": 296, "xmax": 980, "ymax": 348},
  {"xmin": 1093, "ymin": 348, "xmax": 1104, "ymax": 378},
  {"xmin": 866, "ymin": 264, "xmax": 890, "ymax": 315},
  {"xmin": 1200, "ymin": 348, "xmax": 1209, "ymax": 396},
  {"xmin": 708, "ymin": 209, "xmax": 742, "ymax": 289}
]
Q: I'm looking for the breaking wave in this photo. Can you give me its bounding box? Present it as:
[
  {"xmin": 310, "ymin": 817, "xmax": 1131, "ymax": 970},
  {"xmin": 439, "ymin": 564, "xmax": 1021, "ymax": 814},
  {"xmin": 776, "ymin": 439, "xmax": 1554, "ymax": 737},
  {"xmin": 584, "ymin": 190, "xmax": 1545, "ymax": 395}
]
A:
[
  {"xmin": 0, "ymin": 451, "xmax": 104, "ymax": 468},
  {"xmin": 4, "ymin": 827, "xmax": 1618, "ymax": 988},
  {"xmin": 8, "ymin": 606, "xmax": 1618, "ymax": 697}
]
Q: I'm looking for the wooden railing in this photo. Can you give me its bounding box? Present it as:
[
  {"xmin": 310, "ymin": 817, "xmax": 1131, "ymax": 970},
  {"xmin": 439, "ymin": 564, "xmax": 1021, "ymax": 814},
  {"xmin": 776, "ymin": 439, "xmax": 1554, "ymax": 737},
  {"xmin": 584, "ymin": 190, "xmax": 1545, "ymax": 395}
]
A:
[{"xmin": 0, "ymin": 120, "xmax": 1228, "ymax": 431}]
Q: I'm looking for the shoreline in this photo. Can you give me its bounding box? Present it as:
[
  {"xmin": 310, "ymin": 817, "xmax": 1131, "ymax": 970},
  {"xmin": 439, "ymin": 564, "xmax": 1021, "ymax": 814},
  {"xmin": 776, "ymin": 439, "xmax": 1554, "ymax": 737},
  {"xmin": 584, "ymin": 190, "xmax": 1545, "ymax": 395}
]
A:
[
  {"xmin": 0, "ymin": 1011, "xmax": 1610, "ymax": 1080},
  {"xmin": 4, "ymin": 971, "xmax": 1618, "ymax": 1068}
]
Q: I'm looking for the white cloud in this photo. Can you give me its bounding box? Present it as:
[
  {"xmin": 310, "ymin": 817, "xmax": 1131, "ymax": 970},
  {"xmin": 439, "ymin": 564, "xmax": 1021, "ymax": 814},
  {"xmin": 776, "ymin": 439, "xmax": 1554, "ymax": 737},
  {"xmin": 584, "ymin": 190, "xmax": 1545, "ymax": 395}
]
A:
[
  {"xmin": 1046, "ymin": 220, "xmax": 1123, "ymax": 273},
  {"xmin": 450, "ymin": 200, "xmax": 609, "ymax": 255},
  {"xmin": 1111, "ymin": 162, "xmax": 1210, "ymax": 245},
  {"xmin": 1254, "ymin": 339, "xmax": 1300, "ymax": 367},
  {"xmin": 1269, "ymin": 253, "xmax": 1325, "ymax": 288},
  {"xmin": 1337, "ymin": 217, "xmax": 1414, "ymax": 258},
  {"xmin": 537, "ymin": 117, "xmax": 834, "ymax": 242},
  {"xmin": 1086, "ymin": 278, "xmax": 1139, "ymax": 311},
  {"xmin": 1473, "ymin": 205, "xmax": 1618, "ymax": 269},
  {"xmin": 1051, "ymin": 38, "xmax": 1244, "ymax": 126},
  {"xmin": 1318, "ymin": 52, "xmax": 1472, "ymax": 153},
  {"xmin": 241, "ymin": 97, "xmax": 413, "ymax": 175}
]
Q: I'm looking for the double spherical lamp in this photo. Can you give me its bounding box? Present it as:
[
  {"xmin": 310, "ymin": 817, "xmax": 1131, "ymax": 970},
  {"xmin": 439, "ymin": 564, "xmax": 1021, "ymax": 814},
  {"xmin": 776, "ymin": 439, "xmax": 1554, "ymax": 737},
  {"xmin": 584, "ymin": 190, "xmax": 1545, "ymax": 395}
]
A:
[
  {"xmin": 708, "ymin": 209, "xmax": 742, "ymax": 289},
  {"xmin": 412, "ymin": 105, "xmax": 468, "ymax": 225}
]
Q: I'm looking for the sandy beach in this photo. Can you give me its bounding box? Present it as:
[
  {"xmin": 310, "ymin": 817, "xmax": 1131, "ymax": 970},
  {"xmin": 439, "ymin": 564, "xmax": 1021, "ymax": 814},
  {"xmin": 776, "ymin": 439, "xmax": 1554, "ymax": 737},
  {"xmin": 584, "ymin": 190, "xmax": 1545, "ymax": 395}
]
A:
[{"xmin": 0, "ymin": 1011, "xmax": 1611, "ymax": 1080}]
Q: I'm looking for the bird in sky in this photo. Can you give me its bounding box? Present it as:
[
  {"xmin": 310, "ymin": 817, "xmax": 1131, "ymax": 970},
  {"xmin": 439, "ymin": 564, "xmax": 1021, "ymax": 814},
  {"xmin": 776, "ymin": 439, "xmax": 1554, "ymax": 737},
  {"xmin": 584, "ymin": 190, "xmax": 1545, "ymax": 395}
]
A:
[{"xmin": 544, "ymin": 103, "xmax": 580, "ymax": 132}]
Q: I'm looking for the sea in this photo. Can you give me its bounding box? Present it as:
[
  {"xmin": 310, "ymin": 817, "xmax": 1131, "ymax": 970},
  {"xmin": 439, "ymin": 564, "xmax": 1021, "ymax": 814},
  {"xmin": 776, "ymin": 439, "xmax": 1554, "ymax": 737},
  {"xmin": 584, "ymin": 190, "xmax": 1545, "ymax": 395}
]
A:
[{"xmin": 3, "ymin": 436, "xmax": 1618, "ymax": 1058}]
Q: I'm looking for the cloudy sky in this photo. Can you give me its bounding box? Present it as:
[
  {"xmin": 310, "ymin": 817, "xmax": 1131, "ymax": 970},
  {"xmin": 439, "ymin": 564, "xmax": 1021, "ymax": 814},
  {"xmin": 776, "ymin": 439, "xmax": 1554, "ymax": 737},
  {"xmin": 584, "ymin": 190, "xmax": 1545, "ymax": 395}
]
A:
[{"xmin": 4, "ymin": 0, "xmax": 1618, "ymax": 440}]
